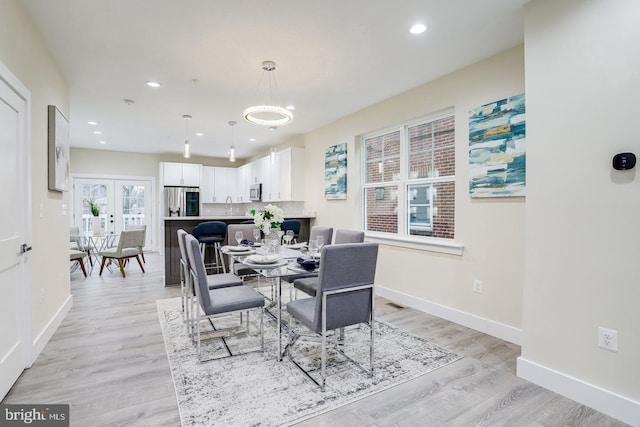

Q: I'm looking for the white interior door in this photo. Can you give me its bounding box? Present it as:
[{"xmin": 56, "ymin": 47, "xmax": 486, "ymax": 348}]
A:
[
  {"xmin": 73, "ymin": 178, "xmax": 153, "ymax": 248},
  {"xmin": 0, "ymin": 64, "xmax": 30, "ymax": 399}
]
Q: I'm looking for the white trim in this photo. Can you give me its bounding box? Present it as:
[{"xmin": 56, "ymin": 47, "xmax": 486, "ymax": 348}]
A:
[
  {"xmin": 517, "ymin": 357, "xmax": 640, "ymax": 426},
  {"xmin": 376, "ymin": 285, "xmax": 521, "ymax": 345},
  {"xmin": 30, "ymin": 295, "xmax": 73, "ymax": 365},
  {"xmin": 366, "ymin": 233, "xmax": 464, "ymax": 256}
]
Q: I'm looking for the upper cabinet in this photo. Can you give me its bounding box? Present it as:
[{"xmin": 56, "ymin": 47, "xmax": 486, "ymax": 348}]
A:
[
  {"xmin": 161, "ymin": 147, "xmax": 304, "ymax": 204},
  {"xmin": 261, "ymin": 147, "xmax": 305, "ymax": 202},
  {"xmin": 236, "ymin": 164, "xmax": 251, "ymax": 203},
  {"xmin": 201, "ymin": 166, "xmax": 238, "ymax": 203},
  {"xmin": 162, "ymin": 162, "xmax": 201, "ymax": 187}
]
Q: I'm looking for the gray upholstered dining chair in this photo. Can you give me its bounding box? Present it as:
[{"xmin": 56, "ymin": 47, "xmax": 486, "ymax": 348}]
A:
[
  {"xmin": 98, "ymin": 229, "xmax": 145, "ymax": 278},
  {"xmin": 70, "ymin": 226, "xmax": 92, "ymax": 266},
  {"xmin": 333, "ymin": 229, "xmax": 365, "ymax": 244},
  {"xmin": 284, "ymin": 225, "xmax": 334, "ymax": 297},
  {"xmin": 126, "ymin": 224, "xmax": 147, "ymax": 262},
  {"xmin": 292, "ymin": 228, "xmax": 366, "ymax": 298},
  {"xmin": 178, "ymin": 229, "xmax": 244, "ymax": 337},
  {"xmin": 185, "ymin": 234, "xmax": 265, "ymax": 361},
  {"xmin": 70, "ymin": 249, "xmax": 87, "ymax": 277},
  {"xmin": 226, "ymin": 223, "xmax": 260, "ymax": 279},
  {"xmin": 286, "ymin": 242, "xmax": 379, "ymax": 391},
  {"xmin": 310, "ymin": 225, "xmax": 333, "ymax": 248}
]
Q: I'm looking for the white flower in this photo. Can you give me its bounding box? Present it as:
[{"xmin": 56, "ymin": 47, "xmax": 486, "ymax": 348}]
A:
[{"xmin": 252, "ymin": 204, "xmax": 284, "ymax": 232}]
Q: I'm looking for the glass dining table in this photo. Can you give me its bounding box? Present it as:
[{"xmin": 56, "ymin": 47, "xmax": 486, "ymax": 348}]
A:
[
  {"xmin": 76, "ymin": 233, "xmax": 119, "ymax": 273},
  {"xmin": 221, "ymin": 244, "xmax": 317, "ymax": 361}
]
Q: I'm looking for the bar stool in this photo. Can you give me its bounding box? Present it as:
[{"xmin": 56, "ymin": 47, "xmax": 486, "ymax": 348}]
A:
[
  {"xmin": 192, "ymin": 221, "xmax": 226, "ymax": 274},
  {"xmin": 281, "ymin": 219, "xmax": 301, "ymax": 243}
]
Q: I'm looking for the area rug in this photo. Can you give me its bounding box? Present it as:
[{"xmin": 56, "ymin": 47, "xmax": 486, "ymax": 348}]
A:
[{"xmin": 157, "ymin": 297, "xmax": 461, "ymax": 426}]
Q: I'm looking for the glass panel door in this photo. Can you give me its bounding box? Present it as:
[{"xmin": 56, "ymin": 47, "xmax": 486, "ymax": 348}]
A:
[
  {"xmin": 73, "ymin": 178, "xmax": 153, "ymax": 248},
  {"xmin": 74, "ymin": 178, "xmax": 114, "ymax": 235},
  {"xmin": 115, "ymin": 180, "xmax": 152, "ymax": 248}
]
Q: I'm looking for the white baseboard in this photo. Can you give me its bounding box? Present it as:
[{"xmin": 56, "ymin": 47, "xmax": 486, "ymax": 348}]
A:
[
  {"xmin": 517, "ymin": 357, "xmax": 640, "ymax": 426},
  {"xmin": 30, "ymin": 295, "xmax": 73, "ymax": 366},
  {"xmin": 375, "ymin": 285, "xmax": 522, "ymax": 345}
]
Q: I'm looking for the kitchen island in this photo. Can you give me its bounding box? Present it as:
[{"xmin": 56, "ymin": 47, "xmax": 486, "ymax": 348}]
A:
[{"xmin": 163, "ymin": 215, "xmax": 315, "ymax": 286}]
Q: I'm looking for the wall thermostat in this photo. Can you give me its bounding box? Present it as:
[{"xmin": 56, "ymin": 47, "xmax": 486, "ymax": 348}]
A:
[{"xmin": 612, "ymin": 152, "xmax": 636, "ymax": 170}]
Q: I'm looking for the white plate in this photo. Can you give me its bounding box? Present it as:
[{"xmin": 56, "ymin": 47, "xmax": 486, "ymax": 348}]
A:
[
  {"xmin": 246, "ymin": 254, "xmax": 280, "ymax": 264},
  {"xmin": 286, "ymin": 242, "xmax": 307, "ymax": 249},
  {"xmin": 245, "ymin": 259, "xmax": 288, "ymax": 269},
  {"xmin": 227, "ymin": 246, "xmax": 251, "ymax": 252}
]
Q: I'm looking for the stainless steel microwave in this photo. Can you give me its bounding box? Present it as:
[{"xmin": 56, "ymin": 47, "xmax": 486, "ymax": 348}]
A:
[{"xmin": 249, "ymin": 183, "xmax": 262, "ymax": 201}]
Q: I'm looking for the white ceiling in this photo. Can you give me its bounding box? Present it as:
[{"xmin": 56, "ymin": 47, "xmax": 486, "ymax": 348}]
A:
[{"xmin": 18, "ymin": 0, "xmax": 527, "ymax": 161}]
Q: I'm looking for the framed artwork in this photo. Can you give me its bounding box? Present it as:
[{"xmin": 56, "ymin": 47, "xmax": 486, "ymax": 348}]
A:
[
  {"xmin": 468, "ymin": 93, "xmax": 526, "ymax": 198},
  {"xmin": 324, "ymin": 143, "xmax": 347, "ymax": 199},
  {"xmin": 48, "ymin": 105, "xmax": 70, "ymax": 192}
]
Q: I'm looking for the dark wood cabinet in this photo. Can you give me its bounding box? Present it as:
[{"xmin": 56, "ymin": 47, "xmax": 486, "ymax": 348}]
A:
[{"xmin": 163, "ymin": 217, "xmax": 311, "ymax": 286}]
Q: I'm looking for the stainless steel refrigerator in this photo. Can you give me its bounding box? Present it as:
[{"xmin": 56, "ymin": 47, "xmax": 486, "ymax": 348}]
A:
[{"xmin": 164, "ymin": 187, "xmax": 200, "ymax": 217}]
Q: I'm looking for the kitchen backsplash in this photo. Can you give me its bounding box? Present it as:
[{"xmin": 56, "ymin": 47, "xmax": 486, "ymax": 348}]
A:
[{"xmin": 201, "ymin": 201, "xmax": 308, "ymax": 217}]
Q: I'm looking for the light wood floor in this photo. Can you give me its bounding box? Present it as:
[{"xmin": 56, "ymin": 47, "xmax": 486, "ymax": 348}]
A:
[{"xmin": 3, "ymin": 253, "xmax": 628, "ymax": 426}]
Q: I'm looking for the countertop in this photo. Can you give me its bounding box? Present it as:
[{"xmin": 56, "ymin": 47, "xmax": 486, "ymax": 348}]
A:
[{"xmin": 163, "ymin": 214, "xmax": 316, "ymax": 221}]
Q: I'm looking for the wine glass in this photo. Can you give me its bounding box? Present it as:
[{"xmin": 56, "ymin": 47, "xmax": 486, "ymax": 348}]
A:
[
  {"xmin": 235, "ymin": 231, "xmax": 244, "ymax": 246},
  {"xmin": 308, "ymin": 239, "xmax": 319, "ymax": 258},
  {"xmin": 283, "ymin": 230, "xmax": 294, "ymax": 246},
  {"xmin": 253, "ymin": 228, "xmax": 261, "ymax": 244},
  {"xmin": 316, "ymin": 235, "xmax": 324, "ymax": 252}
]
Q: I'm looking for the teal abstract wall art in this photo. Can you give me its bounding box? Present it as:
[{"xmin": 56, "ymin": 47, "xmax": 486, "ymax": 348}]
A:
[
  {"xmin": 469, "ymin": 93, "xmax": 526, "ymax": 198},
  {"xmin": 325, "ymin": 143, "xmax": 347, "ymax": 199}
]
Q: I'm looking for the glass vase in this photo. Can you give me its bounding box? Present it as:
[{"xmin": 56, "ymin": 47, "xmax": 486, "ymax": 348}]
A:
[
  {"xmin": 92, "ymin": 216, "xmax": 103, "ymax": 235},
  {"xmin": 265, "ymin": 227, "xmax": 281, "ymax": 255}
]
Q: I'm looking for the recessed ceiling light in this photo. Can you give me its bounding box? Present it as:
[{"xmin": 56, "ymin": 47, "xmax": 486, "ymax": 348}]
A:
[
  {"xmin": 145, "ymin": 81, "xmax": 161, "ymax": 88},
  {"xmin": 410, "ymin": 23, "xmax": 428, "ymax": 35},
  {"xmin": 93, "ymin": 130, "xmax": 102, "ymax": 135},
  {"xmin": 195, "ymin": 132, "xmax": 204, "ymax": 136},
  {"xmin": 249, "ymin": 138, "xmax": 256, "ymax": 142},
  {"xmin": 286, "ymin": 105, "xmax": 296, "ymax": 111},
  {"xmin": 88, "ymin": 121, "xmax": 98, "ymax": 125},
  {"xmin": 98, "ymin": 140, "xmax": 107, "ymax": 144}
]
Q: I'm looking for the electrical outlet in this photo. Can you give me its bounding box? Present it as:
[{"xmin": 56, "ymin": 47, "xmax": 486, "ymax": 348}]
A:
[
  {"xmin": 473, "ymin": 279, "xmax": 482, "ymax": 293},
  {"xmin": 598, "ymin": 327, "xmax": 618, "ymax": 352}
]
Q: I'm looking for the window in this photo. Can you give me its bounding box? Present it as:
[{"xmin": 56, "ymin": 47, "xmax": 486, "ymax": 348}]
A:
[{"xmin": 363, "ymin": 110, "xmax": 455, "ymax": 240}]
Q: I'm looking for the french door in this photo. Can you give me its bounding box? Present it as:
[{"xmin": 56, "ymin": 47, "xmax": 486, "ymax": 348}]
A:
[{"xmin": 73, "ymin": 178, "xmax": 153, "ymax": 249}]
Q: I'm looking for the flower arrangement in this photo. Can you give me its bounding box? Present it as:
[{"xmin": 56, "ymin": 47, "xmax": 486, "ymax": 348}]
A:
[
  {"xmin": 251, "ymin": 204, "xmax": 284, "ymax": 233},
  {"xmin": 85, "ymin": 198, "xmax": 100, "ymax": 217}
]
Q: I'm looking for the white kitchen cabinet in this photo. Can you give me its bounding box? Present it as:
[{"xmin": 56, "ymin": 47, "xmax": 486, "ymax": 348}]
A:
[
  {"xmin": 201, "ymin": 166, "xmax": 238, "ymax": 203},
  {"xmin": 162, "ymin": 162, "xmax": 201, "ymax": 187},
  {"xmin": 261, "ymin": 147, "xmax": 305, "ymax": 202},
  {"xmin": 250, "ymin": 158, "xmax": 262, "ymax": 185},
  {"xmin": 226, "ymin": 168, "xmax": 238, "ymax": 203},
  {"xmin": 200, "ymin": 166, "xmax": 216, "ymax": 202},
  {"xmin": 260, "ymin": 156, "xmax": 274, "ymax": 202},
  {"xmin": 236, "ymin": 164, "xmax": 250, "ymax": 202}
]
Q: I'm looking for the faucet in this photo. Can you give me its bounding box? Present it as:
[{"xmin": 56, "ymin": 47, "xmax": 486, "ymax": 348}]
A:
[{"xmin": 225, "ymin": 195, "xmax": 233, "ymax": 216}]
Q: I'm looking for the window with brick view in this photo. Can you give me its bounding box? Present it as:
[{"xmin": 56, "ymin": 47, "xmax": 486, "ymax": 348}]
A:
[{"xmin": 363, "ymin": 111, "xmax": 455, "ymax": 240}]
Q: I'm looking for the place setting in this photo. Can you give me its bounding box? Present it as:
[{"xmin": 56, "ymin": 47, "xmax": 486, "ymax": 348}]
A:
[{"xmin": 222, "ymin": 230, "xmax": 262, "ymax": 255}]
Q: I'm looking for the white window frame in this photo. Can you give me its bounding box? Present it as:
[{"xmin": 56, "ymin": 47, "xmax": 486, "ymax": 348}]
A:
[{"xmin": 361, "ymin": 108, "xmax": 464, "ymax": 255}]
